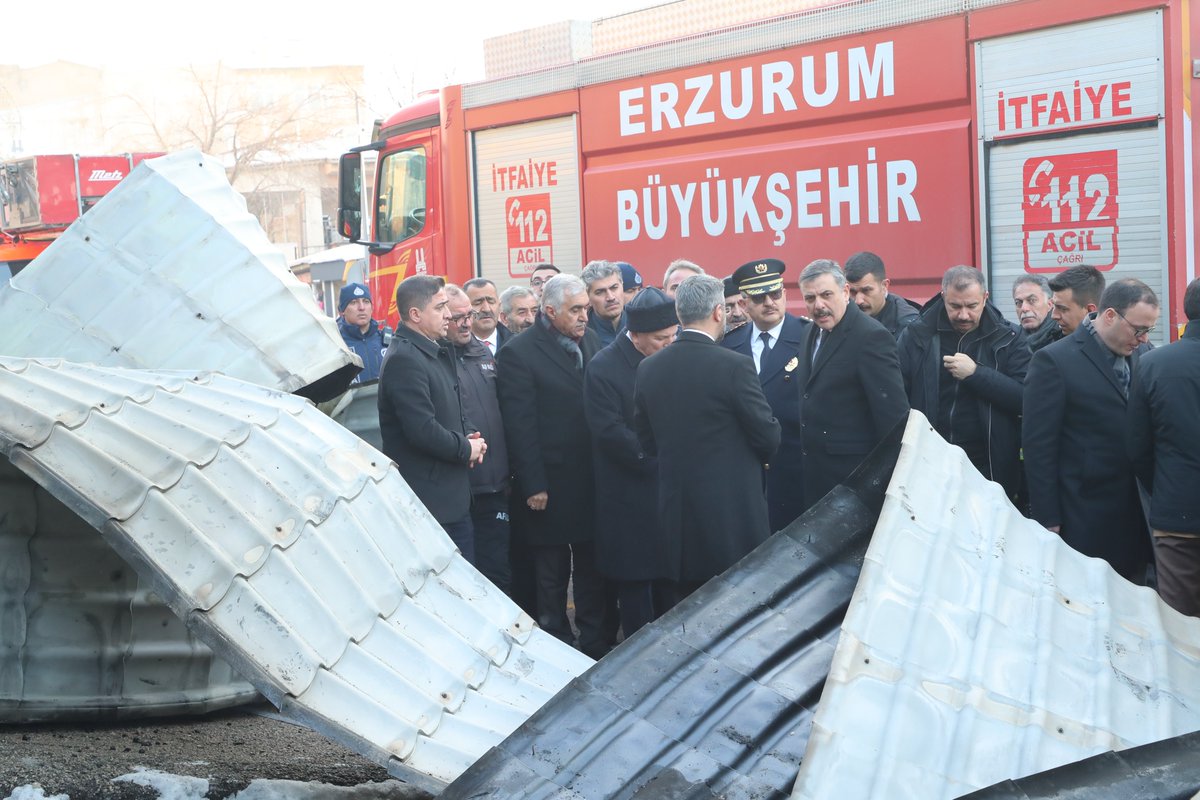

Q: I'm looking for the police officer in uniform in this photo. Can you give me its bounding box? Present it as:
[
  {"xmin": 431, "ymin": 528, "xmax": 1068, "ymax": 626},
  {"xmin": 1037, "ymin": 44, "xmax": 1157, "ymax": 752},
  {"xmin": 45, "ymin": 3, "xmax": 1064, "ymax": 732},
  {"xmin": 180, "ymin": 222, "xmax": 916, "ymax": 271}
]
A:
[{"xmin": 722, "ymin": 258, "xmax": 811, "ymax": 531}]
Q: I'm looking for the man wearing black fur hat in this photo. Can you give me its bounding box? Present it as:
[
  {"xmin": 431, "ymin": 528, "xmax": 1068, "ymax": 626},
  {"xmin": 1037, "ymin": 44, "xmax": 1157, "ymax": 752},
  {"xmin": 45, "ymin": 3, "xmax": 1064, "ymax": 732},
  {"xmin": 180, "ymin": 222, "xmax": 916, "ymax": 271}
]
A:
[{"xmin": 585, "ymin": 288, "xmax": 680, "ymax": 636}]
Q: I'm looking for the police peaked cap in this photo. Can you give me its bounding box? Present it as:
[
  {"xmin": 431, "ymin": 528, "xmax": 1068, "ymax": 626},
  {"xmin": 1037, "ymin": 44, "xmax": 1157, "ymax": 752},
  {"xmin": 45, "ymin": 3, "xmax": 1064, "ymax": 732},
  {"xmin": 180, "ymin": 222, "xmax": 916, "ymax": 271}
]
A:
[{"xmin": 732, "ymin": 258, "xmax": 786, "ymax": 295}]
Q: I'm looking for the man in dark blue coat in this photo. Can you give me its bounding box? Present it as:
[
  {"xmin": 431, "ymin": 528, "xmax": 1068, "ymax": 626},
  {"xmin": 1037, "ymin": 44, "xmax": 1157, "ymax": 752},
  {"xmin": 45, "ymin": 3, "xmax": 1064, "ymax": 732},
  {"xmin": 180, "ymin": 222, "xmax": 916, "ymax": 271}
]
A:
[
  {"xmin": 897, "ymin": 266, "xmax": 1030, "ymax": 501},
  {"xmin": 1024, "ymin": 278, "xmax": 1159, "ymax": 582},
  {"xmin": 635, "ymin": 274, "xmax": 780, "ymax": 595},
  {"xmin": 378, "ymin": 275, "xmax": 486, "ymax": 563},
  {"xmin": 1127, "ymin": 278, "xmax": 1200, "ymax": 613},
  {"xmin": 722, "ymin": 258, "xmax": 811, "ymax": 531},
  {"xmin": 584, "ymin": 287, "xmax": 679, "ymax": 635},
  {"xmin": 795, "ymin": 259, "xmax": 909, "ymax": 512},
  {"xmin": 337, "ymin": 282, "xmax": 387, "ymax": 383}
]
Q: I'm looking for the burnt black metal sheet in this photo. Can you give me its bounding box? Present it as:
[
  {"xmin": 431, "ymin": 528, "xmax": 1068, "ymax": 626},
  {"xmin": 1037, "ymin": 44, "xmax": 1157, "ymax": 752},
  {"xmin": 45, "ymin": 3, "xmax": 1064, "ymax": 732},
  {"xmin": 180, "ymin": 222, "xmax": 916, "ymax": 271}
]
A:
[
  {"xmin": 956, "ymin": 731, "xmax": 1200, "ymax": 800},
  {"xmin": 442, "ymin": 424, "xmax": 903, "ymax": 799}
]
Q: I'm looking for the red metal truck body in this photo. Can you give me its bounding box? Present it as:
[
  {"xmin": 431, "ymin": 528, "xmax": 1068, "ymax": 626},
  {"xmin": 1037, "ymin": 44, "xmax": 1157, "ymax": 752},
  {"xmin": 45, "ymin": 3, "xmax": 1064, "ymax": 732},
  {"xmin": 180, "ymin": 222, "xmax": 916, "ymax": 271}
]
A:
[
  {"xmin": 1, "ymin": 153, "xmax": 161, "ymax": 273},
  {"xmin": 343, "ymin": 0, "xmax": 1197, "ymax": 338}
]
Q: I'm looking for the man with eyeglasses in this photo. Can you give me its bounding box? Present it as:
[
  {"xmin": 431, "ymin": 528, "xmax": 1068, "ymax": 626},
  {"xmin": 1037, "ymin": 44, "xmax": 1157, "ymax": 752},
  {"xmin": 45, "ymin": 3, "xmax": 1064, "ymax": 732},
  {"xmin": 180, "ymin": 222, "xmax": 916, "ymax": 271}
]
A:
[
  {"xmin": 528, "ymin": 263, "xmax": 561, "ymax": 301},
  {"xmin": 445, "ymin": 285, "xmax": 512, "ymax": 592},
  {"xmin": 722, "ymin": 258, "xmax": 811, "ymax": 531},
  {"xmin": 1023, "ymin": 278, "xmax": 1159, "ymax": 582},
  {"xmin": 896, "ymin": 266, "xmax": 1030, "ymax": 503}
]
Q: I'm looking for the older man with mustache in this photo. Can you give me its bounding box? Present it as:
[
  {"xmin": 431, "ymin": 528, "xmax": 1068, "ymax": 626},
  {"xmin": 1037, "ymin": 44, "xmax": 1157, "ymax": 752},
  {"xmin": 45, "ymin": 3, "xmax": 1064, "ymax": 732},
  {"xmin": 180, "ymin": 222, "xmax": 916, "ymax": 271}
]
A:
[
  {"xmin": 1012, "ymin": 274, "xmax": 1059, "ymax": 353},
  {"xmin": 464, "ymin": 277, "xmax": 512, "ymax": 352},
  {"xmin": 794, "ymin": 259, "xmax": 909, "ymax": 513}
]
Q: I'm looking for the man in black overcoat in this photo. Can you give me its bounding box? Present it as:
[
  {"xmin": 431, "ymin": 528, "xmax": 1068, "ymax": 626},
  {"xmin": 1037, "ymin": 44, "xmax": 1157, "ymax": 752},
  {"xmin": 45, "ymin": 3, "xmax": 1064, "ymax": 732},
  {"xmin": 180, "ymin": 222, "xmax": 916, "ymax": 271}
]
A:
[
  {"xmin": 378, "ymin": 275, "xmax": 487, "ymax": 562},
  {"xmin": 794, "ymin": 259, "xmax": 910, "ymax": 512},
  {"xmin": 1127, "ymin": 278, "xmax": 1200, "ymax": 613},
  {"xmin": 584, "ymin": 287, "xmax": 679, "ymax": 636},
  {"xmin": 1023, "ymin": 278, "xmax": 1160, "ymax": 582},
  {"xmin": 634, "ymin": 274, "xmax": 781, "ymax": 595},
  {"xmin": 896, "ymin": 267, "xmax": 1030, "ymax": 501},
  {"xmin": 496, "ymin": 273, "xmax": 607, "ymax": 657},
  {"xmin": 722, "ymin": 257, "xmax": 812, "ymax": 532}
]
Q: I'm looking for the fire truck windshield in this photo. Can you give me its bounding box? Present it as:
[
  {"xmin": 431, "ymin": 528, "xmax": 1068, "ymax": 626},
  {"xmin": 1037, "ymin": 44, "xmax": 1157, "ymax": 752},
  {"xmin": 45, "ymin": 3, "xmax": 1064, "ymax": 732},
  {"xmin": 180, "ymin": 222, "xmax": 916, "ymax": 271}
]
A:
[{"xmin": 376, "ymin": 146, "xmax": 427, "ymax": 244}]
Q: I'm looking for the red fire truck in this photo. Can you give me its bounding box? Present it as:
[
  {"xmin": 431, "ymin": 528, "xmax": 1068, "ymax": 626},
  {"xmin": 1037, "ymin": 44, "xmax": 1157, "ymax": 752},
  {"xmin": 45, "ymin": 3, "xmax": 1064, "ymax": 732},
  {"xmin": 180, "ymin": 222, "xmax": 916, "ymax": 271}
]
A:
[
  {"xmin": 1, "ymin": 153, "xmax": 161, "ymax": 276},
  {"xmin": 338, "ymin": 0, "xmax": 1198, "ymax": 339}
]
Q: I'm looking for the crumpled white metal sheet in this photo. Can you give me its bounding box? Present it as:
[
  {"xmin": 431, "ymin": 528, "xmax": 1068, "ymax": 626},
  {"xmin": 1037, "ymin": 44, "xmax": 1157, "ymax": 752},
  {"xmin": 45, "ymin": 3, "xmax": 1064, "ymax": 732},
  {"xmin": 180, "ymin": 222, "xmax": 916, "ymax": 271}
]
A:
[
  {"xmin": 0, "ymin": 357, "xmax": 590, "ymax": 791},
  {"xmin": 792, "ymin": 412, "xmax": 1200, "ymax": 800},
  {"xmin": 0, "ymin": 454, "xmax": 258, "ymax": 722},
  {"xmin": 0, "ymin": 150, "xmax": 359, "ymax": 400}
]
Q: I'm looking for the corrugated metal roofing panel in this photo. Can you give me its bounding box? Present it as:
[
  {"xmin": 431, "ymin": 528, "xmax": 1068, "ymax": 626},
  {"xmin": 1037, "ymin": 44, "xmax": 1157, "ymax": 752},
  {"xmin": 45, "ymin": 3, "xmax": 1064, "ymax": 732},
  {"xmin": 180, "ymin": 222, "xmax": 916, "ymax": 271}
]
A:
[
  {"xmin": 792, "ymin": 414, "xmax": 1200, "ymax": 799},
  {"xmin": 0, "ymin": 357, "xmax": 590, "ymax": 789},
  {"xmin": 0, "ymin": 150, "xmax": 359, "ymax": 401},
  {"xmin": 958, "ymin": 730, "xmax": 1200, "ymax": 799},
  {"xmin": 442, "ymin": 423, "xmax": 904, "ymax": 799},
  {"xmin": 0, "ymin": 455, "xmax": 258, "ymax": 722}
]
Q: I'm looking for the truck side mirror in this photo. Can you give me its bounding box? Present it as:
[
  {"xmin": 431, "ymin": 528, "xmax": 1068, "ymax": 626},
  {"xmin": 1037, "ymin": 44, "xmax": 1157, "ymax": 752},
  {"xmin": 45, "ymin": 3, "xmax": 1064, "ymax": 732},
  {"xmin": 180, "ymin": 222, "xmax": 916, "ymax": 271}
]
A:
[{"xmin": 337, "ymin": 152, "xmax": 363, "ymax": 242}]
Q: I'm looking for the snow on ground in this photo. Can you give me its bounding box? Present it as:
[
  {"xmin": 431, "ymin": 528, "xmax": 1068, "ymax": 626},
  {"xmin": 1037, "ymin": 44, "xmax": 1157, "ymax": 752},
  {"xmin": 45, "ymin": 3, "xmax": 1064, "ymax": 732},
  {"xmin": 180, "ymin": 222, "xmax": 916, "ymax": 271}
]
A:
[
  {"xmin": 4, "ymin": 787, "xmax": 69, "ymax": 800},
  {"xmin": 112, "ymin": 768, "xmax": 208, "ymax": 799}
]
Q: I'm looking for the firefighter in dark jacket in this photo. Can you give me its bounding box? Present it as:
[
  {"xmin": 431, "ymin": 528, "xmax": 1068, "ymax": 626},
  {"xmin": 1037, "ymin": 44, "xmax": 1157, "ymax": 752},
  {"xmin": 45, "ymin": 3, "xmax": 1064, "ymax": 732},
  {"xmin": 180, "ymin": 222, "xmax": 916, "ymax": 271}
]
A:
[{"xmin": 897, "ymin": 266, "xmax": 1031, "ymax": 500}]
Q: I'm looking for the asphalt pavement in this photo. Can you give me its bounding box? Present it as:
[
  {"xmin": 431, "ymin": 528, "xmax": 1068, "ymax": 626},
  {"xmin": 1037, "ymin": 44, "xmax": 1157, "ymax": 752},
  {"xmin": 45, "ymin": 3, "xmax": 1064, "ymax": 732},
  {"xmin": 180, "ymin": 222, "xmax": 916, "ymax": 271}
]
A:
[{"xmin": 0, "ymin": 702, "xmax": 435, "ymax": 799}]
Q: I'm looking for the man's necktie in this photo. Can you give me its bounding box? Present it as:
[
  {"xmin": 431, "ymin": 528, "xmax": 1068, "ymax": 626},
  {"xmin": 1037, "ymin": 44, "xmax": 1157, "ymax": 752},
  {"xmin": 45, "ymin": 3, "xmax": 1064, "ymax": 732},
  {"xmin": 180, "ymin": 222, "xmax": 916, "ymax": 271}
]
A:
[
  {"xmin": 811, "ymin": 329, "xmax": 824, "ymax": 366},
  {"xmin": 758, "ymin": 331, "xmax": 772, "ymax": 373}
]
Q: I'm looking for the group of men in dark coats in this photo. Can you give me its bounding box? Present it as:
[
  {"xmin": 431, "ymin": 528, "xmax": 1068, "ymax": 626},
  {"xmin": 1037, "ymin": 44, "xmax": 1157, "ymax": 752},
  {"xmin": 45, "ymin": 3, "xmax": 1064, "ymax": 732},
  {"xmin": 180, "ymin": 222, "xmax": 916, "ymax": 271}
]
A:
[{"xmin": 375, "ymin": 253, "xmax": 1200, "ymax": 659}]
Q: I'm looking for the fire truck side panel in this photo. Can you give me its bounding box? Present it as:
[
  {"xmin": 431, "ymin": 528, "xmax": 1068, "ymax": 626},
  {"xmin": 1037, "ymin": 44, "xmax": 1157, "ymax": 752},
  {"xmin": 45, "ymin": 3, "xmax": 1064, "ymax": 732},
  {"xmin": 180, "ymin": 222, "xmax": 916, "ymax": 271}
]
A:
[
  {"xmin": 463, "ymin": 89, "xmax": 581, "ymax": 132},
  {"xmin": 577, "ymin": 17, "xmax": 970, "ymax": 157},
  {"xmin": 1190, "ymin": 0, "xmax": 1200, "ymax": 310},
  {"xmin": 5, "ymin": 155, "xmax": 79, "ymax": 229},
  {"xmin": 440, "ymin": 85, "xmax": 475, "ymax": 291},
  {"xmin": 966, "ymin": 0, "xmax": 1165, "ymax": 39},
  {"xmin": 76, "ymin": 155, "xmax": 139, "ymax": 212},
  {"xmin": 1167, "ymin": 0, "xmax": 1198, "ymax": 333},
  {"xmin": 472, "ymin": 117, "xmax": 583, "ymax": 287},
  {"xmin": 364, "ymin": 0, "xmax": 1198, "ymax": 336},
  {"xmin": 581, "ymin": 120, "xmax": 974, "ymax": 302},
  {"xmin": 977, "ymin": 10, "xmax": 1171, "ymax": 343}
]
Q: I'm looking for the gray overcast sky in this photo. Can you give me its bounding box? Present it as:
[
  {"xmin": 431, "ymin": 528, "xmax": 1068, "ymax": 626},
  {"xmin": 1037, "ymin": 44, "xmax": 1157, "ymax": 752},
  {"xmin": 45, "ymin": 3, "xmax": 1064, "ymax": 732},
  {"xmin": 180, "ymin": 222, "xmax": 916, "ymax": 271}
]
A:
[{"xmin": 6, "ymin": 0, "xmax": 658, "ymax": 83}]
